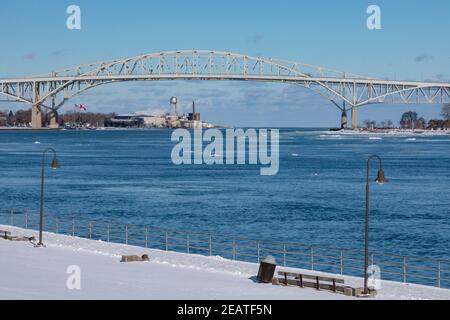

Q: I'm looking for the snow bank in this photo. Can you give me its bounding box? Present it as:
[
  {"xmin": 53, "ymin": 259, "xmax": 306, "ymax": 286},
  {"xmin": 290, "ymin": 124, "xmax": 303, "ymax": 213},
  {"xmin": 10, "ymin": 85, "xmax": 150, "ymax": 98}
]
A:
[{"xmin": 1, "ymin": 225, "xmax": 449, "ymax": 300}]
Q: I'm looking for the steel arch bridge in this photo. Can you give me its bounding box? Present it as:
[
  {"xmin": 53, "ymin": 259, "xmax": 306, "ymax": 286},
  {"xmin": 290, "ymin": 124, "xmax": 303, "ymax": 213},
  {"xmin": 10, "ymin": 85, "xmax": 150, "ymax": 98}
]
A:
[{"xmin": 1, "ymin": 49, "xmax": 450, "ymax": 129}]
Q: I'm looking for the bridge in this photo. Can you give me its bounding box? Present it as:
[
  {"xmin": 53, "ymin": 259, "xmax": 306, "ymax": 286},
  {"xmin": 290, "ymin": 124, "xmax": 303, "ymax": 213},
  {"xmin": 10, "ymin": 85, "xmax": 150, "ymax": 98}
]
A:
[{"xmin": 1, "ymin": 49, "xmax": 450, "ymax": 129}]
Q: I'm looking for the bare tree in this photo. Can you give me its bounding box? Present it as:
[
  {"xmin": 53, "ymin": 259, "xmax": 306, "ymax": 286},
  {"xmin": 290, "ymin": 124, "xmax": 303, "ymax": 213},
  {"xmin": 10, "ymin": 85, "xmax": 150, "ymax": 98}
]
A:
[
  {"xmin": 400, "ymin": 111, "xmax": 419, "ymax": 129},
  {"xmin": 386, "ymin": 120, "xmax": 394, "ymax": 128},
  {"xmin": 417, "ymin": 117, "xmax": 427, "ymax": 129},
  {"xmin": 362, "ymin": 120, "xmax": 377, "ymax": 129},
  {"xmin": 441, "ymin": 104, "xmax": 450, "ymax": 120},
  {"xmin": 0, "ymin": 111, "xmax": 7, "ymax": 126}
]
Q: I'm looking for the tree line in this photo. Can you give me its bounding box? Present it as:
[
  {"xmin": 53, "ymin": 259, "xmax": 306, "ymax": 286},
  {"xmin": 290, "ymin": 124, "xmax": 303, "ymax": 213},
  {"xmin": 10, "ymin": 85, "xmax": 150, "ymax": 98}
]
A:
[
  {"xmin": 0, "ymin": 109, "xmax": 116, "ymax": 127},
  {"xmin": 363, "ymin": 104, "xmax": 450, "ymax": 130}
]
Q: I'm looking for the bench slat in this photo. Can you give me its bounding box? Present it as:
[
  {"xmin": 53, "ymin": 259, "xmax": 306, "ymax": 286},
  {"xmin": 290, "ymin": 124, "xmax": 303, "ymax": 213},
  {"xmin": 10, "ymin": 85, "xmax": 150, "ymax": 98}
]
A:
[
  {"xmin": 278, "ymin": 271, "xmax": 345, "ymax": 284},
  {"xmin": 274, "ymin": 277, "xmax": 348, "ymax": 293}
]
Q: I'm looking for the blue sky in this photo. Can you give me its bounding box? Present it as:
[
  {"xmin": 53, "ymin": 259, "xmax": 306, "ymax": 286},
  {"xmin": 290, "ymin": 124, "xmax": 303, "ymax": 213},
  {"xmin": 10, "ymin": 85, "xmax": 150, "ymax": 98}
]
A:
[{"xmin": 1, "ymin": 0, "xmax": 449, "ymax": 127}]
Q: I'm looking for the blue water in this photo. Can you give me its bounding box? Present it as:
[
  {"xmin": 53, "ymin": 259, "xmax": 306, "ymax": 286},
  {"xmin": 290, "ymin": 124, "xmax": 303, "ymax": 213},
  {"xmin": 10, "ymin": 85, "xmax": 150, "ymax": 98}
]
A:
[{"xmin": 0, "ymin": 129, "xmax": 449, "ymax": 260}]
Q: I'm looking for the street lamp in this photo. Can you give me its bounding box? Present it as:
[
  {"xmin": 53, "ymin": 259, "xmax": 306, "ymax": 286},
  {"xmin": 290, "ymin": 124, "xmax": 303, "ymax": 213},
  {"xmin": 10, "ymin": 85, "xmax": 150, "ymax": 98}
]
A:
[
  {"xmin": 363, "ymin": 155, "xmax": 387, "ymax": 295},
  {"xmin": 36, "ymin": 148, "xmax": 60, "ymax": 247}
]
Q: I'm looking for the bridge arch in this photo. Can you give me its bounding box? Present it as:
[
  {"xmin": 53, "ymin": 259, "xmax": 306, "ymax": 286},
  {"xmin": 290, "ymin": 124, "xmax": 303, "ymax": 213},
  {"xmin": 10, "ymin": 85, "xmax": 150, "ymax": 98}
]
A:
[{"xmin": 1, "ymin": 50, "xmax": 449, "ymax": 129}]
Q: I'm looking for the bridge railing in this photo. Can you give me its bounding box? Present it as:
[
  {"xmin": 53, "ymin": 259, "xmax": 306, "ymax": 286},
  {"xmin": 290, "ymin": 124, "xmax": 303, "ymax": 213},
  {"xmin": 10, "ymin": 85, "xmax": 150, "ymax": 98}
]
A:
[{"xmin": 1, "ymin": 208, "xmax": 449, "ymax": 289}]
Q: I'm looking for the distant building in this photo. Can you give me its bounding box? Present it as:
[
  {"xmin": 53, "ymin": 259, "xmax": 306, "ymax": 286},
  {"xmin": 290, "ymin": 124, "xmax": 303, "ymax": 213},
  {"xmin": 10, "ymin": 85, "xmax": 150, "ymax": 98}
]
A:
[
  {"xmin": 105, "ymin": 101, "xmax": 217, "ymax": 129},
  {"xmin": 141, "ymin": 115, "xmax": 167, "ymax": 127},
  {"xmin": 105, "ymin": 115, "xmax": 145, "ymax": 128}
]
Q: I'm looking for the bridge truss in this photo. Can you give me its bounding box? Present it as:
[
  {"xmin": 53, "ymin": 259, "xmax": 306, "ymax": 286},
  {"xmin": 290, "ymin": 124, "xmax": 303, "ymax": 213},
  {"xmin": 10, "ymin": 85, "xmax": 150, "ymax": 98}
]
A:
[{"xmin": 1, "ymin": 50, "xmax": 449, "ymax": 128}]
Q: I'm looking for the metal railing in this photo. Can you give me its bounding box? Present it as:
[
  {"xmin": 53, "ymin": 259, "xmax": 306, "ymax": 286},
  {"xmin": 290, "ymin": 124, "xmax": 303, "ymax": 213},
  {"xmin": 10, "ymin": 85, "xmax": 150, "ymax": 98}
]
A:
[{"xmin": 1, "ymin": 208, "xmax": 449, "ymax": 289}]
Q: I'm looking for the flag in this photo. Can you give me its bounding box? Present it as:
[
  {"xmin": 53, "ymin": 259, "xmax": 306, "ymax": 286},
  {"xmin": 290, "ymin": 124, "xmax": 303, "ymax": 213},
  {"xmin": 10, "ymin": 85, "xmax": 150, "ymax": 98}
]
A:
[{"xmin": 75, "ymin": 104, "xmax": 87, "ymax": 112}]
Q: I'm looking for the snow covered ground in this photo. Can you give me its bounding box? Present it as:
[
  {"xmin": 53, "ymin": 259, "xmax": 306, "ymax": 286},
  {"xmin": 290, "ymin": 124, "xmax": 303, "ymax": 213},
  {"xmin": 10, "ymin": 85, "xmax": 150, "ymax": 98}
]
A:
[{"xmin": 1, "ymin": 225, "xmax": 449, "ymax": 300}]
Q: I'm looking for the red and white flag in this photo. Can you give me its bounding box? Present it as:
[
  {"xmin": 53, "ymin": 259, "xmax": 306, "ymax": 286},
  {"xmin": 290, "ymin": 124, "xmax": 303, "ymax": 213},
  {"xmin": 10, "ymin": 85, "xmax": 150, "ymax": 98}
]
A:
[{"xmin": 75, "ymin": 104, "xmax": 87, "ymax": 112}]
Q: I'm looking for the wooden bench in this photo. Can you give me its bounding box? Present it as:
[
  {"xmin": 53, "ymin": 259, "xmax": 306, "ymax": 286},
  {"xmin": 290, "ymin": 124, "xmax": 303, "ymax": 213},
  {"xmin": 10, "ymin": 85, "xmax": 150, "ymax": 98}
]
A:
[
  {"xmin": 0, "ymin": 230, "xmax": 12, "ymax": 239},
  {"xmin": 0, "ymin": 230, "xmax": 36, "ymax": 243},
  {"xmin": 273, "ymin": 271, "xmax": 354, "ymax": 296}
]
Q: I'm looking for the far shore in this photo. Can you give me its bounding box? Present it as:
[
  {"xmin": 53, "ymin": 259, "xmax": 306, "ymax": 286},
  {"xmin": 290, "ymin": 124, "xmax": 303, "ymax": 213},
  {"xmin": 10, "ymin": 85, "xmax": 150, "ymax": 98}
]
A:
[
  {"xmin": 0, "ymin": 127, "xmax": 61, "ymax": 131},
  {"xmin": 336, "ymin": 128, "xmax": 450, "ymax": 136},
  {"xmin": 1, "ymin": 126, "xmax": 450, "ymax": 136}
]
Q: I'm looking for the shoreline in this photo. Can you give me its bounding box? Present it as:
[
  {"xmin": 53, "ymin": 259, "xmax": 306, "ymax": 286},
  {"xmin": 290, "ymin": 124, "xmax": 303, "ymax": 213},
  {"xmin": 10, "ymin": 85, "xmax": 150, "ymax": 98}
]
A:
[
  {"xmin": 335, "ymin": 129, "xmax": 450, "ymax": 136},
  {"xmin": 1, "ymin": 126, "xmax": 450, "ymax": 137}
]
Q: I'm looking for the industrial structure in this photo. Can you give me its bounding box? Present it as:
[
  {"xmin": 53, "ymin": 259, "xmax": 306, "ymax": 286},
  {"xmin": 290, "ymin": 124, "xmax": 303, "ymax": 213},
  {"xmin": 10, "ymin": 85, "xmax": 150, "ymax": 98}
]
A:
[
  {"xmin": 188, "ymin": 101, "xmax": 201, "ymax": 122},
  {"xmin": 170, "ymin": 96, "xmax": 179, "ymax": 116},
  {"xmin": 106, "ymin": 98, "xmax": 211, "ymax": 129},
  {"xmin": 1, "ymin": 50, "xmax": 450, "ymax": 129}
]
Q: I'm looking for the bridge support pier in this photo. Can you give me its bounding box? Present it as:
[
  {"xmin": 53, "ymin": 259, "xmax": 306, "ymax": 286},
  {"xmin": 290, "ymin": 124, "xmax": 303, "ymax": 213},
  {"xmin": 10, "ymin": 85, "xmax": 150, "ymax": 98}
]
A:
[
  {"xmin": 31, "ymin": 104, "xmax": 43, "ymax": 129},
  {"xmin": 351, "ymin": 107, "xmax": 358, "ymax": 130},
  {"xmin": 49, "ymin": 110, "xmax": 59, "ymax": 129},
  {"xmin": 341, "ymin": 109, "xmax": 348, "ymax": 129}
]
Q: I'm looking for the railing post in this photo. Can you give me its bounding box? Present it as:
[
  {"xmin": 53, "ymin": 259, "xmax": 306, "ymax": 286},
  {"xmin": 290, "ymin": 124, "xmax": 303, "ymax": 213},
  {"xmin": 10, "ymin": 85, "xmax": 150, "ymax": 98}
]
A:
[
  {"xmin": 25, "ymin": 212, "xmax": 28, "ymax": 230},
  {"xmin": 55, "ymin": 218, "xmax": 59, "ymax": 233},
  {"xmin": 340, "ymin": 251, "xmax": 344, "ymax": 275},
  {"xmin": 72, "ymin": 218, "xmax": 75, "ymax": 236},
  {"xmin": 403, "ymin": 257, "xmax": 407, "ymax": 284},
  {"xmin": 145, "ymin": 227, "xmax": 148, "ymax": 248},
  {"xmin": 438, "ymin": 261, "xmax": 441, "ymax": 288},
  {"xmin": 232, "ymin": 240, "xmax": 236, "ymax": 260},
  {"xmin": 125, "ymin": 225, "xmax": 128, "ymax": 245},
  {"xmin": 283, "ymin": 244, "xmax": 287, "ymax": 267},
  {"xmin": 311, "ymin": 247, "xmax": 314, "ymax": 271},
  {"xmin": 257, "ymin": 241, "xmax": 260, "ymax": 263},
  {"xmin": 107, "ymin": 224, "xmax": 110, "ymax": 242},
  {"xmin": 10, "ymin": 210, "xmax": 13, "ymax": 226},
  {"xmin": 209, "ymin": 236, "xmax": 212, "ymax": 256},
  {"xmin": 165, "ymin": 231, "xmax": 169, "ymax": 251},
  {"xmin": 187, "ymin": 234, "xmax": 190, "ymax": 254},
  {"xmin": 89, "ymin": 222, "xmax": 93, "ymax": 240}
]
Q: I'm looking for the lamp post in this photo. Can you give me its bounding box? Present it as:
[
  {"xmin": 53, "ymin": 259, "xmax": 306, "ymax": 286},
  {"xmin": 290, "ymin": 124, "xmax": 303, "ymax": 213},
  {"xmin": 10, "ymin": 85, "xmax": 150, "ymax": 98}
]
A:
[
  {"xmin": 364, "ymin": 155, "xmax": 387, "ymax": 295},
  {"xmin": 37, "ymin": 148, "xmax": 60, "ymax": 247}
]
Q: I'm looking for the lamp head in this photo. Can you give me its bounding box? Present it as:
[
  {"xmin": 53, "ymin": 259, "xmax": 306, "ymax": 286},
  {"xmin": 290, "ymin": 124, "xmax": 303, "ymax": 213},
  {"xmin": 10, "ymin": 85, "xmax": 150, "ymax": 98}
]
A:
[
  {"xmin": 375, "ymin": 169, "xmax": 387, "ymax": 185},
  {"xmin": 51, "ymin": 158, "xmax": 60, "ymax": 170}
]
